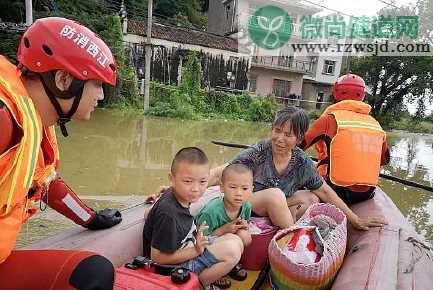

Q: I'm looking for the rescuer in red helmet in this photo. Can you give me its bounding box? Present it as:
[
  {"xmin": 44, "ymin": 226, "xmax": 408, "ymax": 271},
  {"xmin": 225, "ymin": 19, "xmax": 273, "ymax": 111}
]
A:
[
  {"xmin": 300, "ymin": 74, "xmax": 390, "ymax": 204},
  {"xmin": 0, "ymin": 17, "xmax": 122, "ymax": 289}
]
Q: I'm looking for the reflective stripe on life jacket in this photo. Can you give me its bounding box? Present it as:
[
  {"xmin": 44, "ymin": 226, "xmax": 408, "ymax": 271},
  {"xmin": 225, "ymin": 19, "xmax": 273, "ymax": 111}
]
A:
[
  {"xmin": 316, "ymin": 100, "xmax": 385, "ymax": 187},
  {"xmin": 0, "ymin": 60, "xmax": 41, "ymax": 215},
  {"xmin": 0, "ymin": 55, "xmax": 59, "ymax": 262}
]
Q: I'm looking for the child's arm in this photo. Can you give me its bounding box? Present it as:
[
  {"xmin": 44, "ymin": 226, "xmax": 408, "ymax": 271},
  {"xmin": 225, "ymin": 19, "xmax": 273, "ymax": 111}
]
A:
[
  {"xmin": 151, "ymin": 223, "xmax": 209, "ymax": 265},
  {"xmin": 236, "ymin": 229, "xmax": 252, "ymax": 247},
  {"xmin": 236, "ymin": 204, "xmax": 252, "ymax": 246},
  {"xmin": 151, "ymin": 246, "xmax": 199, "ymax": 265}
]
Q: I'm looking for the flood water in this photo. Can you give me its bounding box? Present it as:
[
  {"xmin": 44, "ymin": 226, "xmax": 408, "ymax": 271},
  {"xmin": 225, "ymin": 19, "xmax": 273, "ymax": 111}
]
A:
[{"xmin": 17, "ymin": 110, "xmax": 433, "ymax": 247}]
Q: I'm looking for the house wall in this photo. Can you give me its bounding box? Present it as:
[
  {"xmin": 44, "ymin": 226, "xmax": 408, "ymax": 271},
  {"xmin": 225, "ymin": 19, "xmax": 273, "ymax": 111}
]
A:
[
  {"xmin": 301, "ymin": 82, "xmax": 332, "ymax": 111},
  {"xmin": 305, "ymin": 54, "xmax": 343, "ymax": 84},
  {"xmin": 209, "ymin": 0, "xmax": 321, "ymax": 38},
  {"xmin": 206, "ymin": 0, "xmax": 339, "ymax": 111},
  {"xmin": 123, "ymin": 34, "xmax": 250, "ymax": 90},
  {"xmin": 249, "ymin": 67, "xmax": 304, "ymax": 96},
  {"xmin": 208, "ymin": 0, "xmax": 229, "ymax": 35}
]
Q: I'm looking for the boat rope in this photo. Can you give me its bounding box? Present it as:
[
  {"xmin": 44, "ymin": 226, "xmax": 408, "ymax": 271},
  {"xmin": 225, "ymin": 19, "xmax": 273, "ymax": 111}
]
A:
[{"xmin": 404, "ymin": 236, "xmax": 433, "ymax": 274}]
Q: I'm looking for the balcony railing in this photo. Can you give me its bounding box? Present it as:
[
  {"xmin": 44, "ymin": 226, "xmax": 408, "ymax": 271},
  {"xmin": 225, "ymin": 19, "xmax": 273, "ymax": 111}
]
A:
[{"xmin": 251, "ymin": 56, "xmax": 314, "ymax": 74}]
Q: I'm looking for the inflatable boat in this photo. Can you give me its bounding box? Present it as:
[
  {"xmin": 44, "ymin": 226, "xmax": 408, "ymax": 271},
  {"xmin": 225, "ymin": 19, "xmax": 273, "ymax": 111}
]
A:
[{"xmin": 25, "ymin": 187, "xmax": 433, "ymax": 290}]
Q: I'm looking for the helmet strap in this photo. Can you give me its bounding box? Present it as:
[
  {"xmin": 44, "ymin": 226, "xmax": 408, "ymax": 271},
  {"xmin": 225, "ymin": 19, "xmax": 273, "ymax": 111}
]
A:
[{"xmin": 39, "ymin": 71, "xmax": 85, "ymax": 137}]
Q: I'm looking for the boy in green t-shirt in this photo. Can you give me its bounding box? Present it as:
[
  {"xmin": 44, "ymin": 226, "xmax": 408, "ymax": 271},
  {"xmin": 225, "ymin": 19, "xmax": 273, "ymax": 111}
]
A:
[
  {"xmin": 196, "ymin": 163, "xmax": 254, "ymax": 249},
  {"xmin": 196, "ymin": 164, "xmax": 254, "ymax": 282}
]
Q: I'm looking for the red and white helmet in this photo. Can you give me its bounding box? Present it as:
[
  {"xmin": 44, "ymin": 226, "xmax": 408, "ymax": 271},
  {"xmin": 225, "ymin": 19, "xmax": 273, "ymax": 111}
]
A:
[
  {"xmin": 17, "ymin": 17, "xmax": 117, "ymax": 137},
  {"xmin": 17, "ymin": 17, "xmax": 116, "ymax": 85},
  {"xmin": 332, "ymin": 74, "xmax": 365, "ymax": 102}
]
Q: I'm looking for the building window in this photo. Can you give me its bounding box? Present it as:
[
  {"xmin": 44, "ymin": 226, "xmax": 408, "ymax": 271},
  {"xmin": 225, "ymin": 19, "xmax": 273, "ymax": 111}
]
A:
[
  {"xmin": 273, "ymin": 79, "xmax": 291, "ymax": 98},
  {"xmin": 249, "ymin": 77, "xmax": 257, "ymax": 93},
  {"xmin": 316, "ymin": 92, "xmax": 324, "ymax": 109},
  {"xmin": 322, "ymin": 60, "xmax": 336, "ymax": 75}
]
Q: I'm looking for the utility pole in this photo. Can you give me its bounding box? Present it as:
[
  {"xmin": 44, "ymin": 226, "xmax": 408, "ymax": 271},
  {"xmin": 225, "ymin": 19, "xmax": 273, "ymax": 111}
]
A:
[
  {"xmin": 25, "ymin": 0, "xmax": 33, "ymax": 25},
  {"xmin": 143, "ymin": 0, "xmax": 153, "ymax": 113},
  {"xmin": 120, "ymin": 0, "xmax": 127, "ymax": 35}
]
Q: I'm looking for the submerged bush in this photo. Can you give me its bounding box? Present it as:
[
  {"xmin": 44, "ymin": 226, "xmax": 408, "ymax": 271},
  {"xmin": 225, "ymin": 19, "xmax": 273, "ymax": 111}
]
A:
[
  {"xmin": 149, "ymin": 81, "xmax": 280, "ymax": 122},
  {"xmin": 246, "ymin": 95, "xmax": 281, "ymax": 122}
]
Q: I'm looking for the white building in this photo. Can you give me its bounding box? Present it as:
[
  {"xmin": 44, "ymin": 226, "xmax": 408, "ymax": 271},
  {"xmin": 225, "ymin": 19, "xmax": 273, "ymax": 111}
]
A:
[{"xmin": 208, "ymin": 0, "xmax": 344, "ymax": 110}]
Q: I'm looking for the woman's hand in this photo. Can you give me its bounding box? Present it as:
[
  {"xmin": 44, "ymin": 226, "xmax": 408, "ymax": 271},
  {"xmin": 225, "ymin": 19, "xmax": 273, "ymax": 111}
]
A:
[
  {"xmin": 208, "ymin": 164, "xmax": 229, "ymax": 187},
  {"xmin": 313, "ymin": 183, "xmax": 387, "ymax": 231},
  {"xmin": 349, "ymin": 215, "xmax": 387, "ymax": 231},
  {"xmin": 144, "ymin": 186, "xmax": 169, "ymax": 204}
]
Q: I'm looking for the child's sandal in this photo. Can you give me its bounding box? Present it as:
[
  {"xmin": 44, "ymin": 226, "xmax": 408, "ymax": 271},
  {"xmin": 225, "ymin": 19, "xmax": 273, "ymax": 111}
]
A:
[
  {"xmin": 228, "ymin": 263, "xmax": 248, "ymax": 281},
  {"xmin": 212, "ymin": 276, "xmax": 231, "ymax": 289}
]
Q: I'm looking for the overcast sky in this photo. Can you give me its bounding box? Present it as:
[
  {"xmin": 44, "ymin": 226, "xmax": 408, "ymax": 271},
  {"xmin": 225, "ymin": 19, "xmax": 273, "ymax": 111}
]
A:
[
  {"xmin": 310, "ymin": 0, "xmax": 430, "ymax": 114},
  {"xmin": 313, "ymin": 0, "xmax": 416, "ymax": 16}
]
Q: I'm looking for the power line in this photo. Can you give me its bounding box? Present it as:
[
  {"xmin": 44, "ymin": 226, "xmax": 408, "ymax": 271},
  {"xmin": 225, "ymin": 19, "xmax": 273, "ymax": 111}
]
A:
[
  {"xmin": 376, "ymin": 0, "xmax": 400, "ymax": 9},
  {"xmin": 300, "ymin": 0, "xmax": 354, "ymax": 17},
  {"xmin": 300, "ymin": 0, "xmax": 402, "ymax": 18}
]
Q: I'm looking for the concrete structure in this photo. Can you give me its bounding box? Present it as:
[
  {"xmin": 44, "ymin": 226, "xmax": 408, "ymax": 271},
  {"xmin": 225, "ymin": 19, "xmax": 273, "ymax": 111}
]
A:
[
  {"xmin": 208, "ymin": 0, "xmax": 344, "ymax": 111},
  {"xmin": 122, "ymin": 19, "xmax": 250, "ymax": 90},
  {"xmin": 302, "ymin": 53, "xmax": 343, "ymax": 110}
]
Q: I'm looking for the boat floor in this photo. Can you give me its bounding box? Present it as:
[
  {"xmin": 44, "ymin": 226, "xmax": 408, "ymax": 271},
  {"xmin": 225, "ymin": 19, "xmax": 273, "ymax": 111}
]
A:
[{"xmin": 25, "ymin": 187, "xmax": 433, "ymax": 290}]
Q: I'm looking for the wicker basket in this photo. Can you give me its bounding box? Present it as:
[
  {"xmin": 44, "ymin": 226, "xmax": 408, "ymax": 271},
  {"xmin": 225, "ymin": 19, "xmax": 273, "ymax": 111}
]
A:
[{"xmin": 268, "ymin": 203, "xmax": 347, "ymax": 290}]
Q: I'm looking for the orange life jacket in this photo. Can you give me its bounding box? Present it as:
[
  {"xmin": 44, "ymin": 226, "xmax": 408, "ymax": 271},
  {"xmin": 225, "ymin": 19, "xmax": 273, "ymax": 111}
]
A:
[
  {"xmin": 315, "ymin": 100, "xmax": 385, "ymax": 187},
  {"xmin": 0, "ymin": 55, "xmax": 59, "ymax": 263}
]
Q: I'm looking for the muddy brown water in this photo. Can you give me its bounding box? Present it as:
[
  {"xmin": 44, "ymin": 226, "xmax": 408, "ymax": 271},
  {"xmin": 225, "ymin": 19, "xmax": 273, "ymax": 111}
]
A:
[{"xmin": 17, "ymin": 109, "xmax": 433, "ymax": 247}]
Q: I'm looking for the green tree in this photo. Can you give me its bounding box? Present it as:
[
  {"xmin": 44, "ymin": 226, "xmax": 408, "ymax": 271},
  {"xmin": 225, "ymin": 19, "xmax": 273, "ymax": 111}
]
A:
[
  {"xmin": 416, "ymin": 0, "xmax": 433, "ymax": 44},
  {"xmin": 350, "ymin": 56, "xmax": 433, "ymax": 124},
  {"xmin": 100, "ymin": 15, "xmax": 139, "ymax": 107},
  {"xmin": 0, "ymin": 1, "xmax": 24, "ymax": 22},
  {"xmin": 177, "ymin": 0, "xmax": 208, "ymax": 29},
  {"xmin": 180, "ymin": 53, "xmax": 203, "ymax": 96},
  {"xmin": 154, "ymin": 0, "xmax": 180, "ymax": 18},
  {"xmin": 0, "ymin": 33, "xmax": 20, "ymax": 63},
  {"xmin": 126, "ymin": 0, "xmax": 207, "ymax": 29},
  {"xmin": 348, "ymin": 0, "xmax": 433, "ymax": 125},
  {"xmin": 0, "ymin": 1, "xmax": 139, "ymax": 107},
  {"xmin": 0, "ymin": 0, "xmax": 115, "ymax": 62}
]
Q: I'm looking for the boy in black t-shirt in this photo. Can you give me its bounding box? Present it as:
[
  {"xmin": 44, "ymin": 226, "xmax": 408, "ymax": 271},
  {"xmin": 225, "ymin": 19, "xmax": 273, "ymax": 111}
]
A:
[{"xmin": 143, "ymin": 147, "xmax": 244, "ymax": 287}]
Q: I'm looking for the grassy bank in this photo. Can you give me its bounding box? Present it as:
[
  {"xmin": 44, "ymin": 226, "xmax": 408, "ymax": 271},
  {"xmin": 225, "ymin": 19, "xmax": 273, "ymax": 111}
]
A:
[{"xmin": 389, "ymin": 118, "xmax": 433, "ymax": 134}]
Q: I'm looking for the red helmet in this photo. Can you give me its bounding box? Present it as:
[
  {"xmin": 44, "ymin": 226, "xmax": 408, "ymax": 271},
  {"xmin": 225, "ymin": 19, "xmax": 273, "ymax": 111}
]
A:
[
  {"xmin": 17, "ymin": 17, "xmax": 116, "ymax": 85},
  {"xmin": 332, "ymin": 74, "xmax": 365, "ymax": 102}
]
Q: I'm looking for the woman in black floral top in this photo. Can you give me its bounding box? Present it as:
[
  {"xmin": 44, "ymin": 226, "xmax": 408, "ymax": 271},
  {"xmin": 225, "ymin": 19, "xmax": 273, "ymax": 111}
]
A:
[{"xmin": 209, "ymin": 107, "xmax": 386, "ymax": 231}]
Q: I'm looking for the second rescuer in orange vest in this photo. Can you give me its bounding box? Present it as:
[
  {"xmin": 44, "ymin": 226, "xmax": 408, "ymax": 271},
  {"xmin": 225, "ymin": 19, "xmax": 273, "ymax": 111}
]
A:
[{"xmin": 300, "ymin": 74, "xmax": 390, "ymax": 204}]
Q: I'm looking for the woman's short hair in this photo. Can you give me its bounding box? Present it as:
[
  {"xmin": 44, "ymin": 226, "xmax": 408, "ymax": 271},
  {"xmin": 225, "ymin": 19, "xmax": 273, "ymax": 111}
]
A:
[{"xmin": 272, "ymin": 106, "xmax": 309, "ymax": 141}]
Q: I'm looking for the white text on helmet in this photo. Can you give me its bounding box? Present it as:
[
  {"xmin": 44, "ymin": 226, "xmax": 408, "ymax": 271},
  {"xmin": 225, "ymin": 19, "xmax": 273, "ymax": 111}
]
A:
[{"xmin": 59, "ymin": 25, "xmax": 109, "ymax": 69}]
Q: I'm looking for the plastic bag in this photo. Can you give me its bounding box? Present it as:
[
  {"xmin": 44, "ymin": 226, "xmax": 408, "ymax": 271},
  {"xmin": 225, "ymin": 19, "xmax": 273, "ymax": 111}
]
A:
[{"xmin": 283, "ymin": 228, "xmax": 321, "ymax": 264}]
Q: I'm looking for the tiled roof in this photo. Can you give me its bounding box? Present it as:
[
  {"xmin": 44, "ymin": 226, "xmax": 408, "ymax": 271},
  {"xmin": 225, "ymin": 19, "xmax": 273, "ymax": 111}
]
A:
[{"xmin": 127, "ymin": 20, "xmax": 239, "ymax": 52}]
